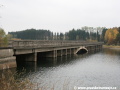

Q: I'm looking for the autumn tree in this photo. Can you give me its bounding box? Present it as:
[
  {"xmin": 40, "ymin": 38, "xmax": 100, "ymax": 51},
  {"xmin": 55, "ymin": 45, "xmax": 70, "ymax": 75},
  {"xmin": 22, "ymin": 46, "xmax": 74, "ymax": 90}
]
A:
[
  {"xmin": 105, "ymin": 28, "xmax": 119, "ymax": 45},
  {"xmin": 116, "ymin": 33, "xmax": 120, "ymax": 45}
]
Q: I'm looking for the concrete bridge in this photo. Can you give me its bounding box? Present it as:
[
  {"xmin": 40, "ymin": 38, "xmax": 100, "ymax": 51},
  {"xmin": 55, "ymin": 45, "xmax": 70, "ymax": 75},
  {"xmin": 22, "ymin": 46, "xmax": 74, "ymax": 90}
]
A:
[
  {"xmin": 0, "ymin": 40, "xmax": 103, "ymax": 69},
  {"xmin": 12, "ymin": 40, "xmax": 103, "ymax": 61}
]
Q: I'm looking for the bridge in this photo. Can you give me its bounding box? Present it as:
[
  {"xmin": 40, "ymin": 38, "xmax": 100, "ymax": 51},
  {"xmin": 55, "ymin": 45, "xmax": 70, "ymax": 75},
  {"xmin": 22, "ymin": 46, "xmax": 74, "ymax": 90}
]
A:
[
  {"xmin": 12, "ymin": 40, "xmax": 103, "ymax": 61},
  {"xmin": 0, "ymin": 40, "xmax": 103, "ymax": 69}
]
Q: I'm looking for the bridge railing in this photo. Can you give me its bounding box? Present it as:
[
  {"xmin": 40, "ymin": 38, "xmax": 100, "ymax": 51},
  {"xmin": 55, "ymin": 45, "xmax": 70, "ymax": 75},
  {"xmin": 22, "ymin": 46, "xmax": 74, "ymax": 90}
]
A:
[{"xmin": 11, "ymin": 40, "xmax": 104, "ymax": 49}]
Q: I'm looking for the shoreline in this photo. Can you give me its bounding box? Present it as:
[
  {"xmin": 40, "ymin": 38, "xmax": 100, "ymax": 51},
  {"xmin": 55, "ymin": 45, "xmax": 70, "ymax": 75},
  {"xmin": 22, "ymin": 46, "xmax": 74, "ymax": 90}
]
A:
[{"xmin": 103, "ymin": 45, "xmax": 120, "ymax": 50}]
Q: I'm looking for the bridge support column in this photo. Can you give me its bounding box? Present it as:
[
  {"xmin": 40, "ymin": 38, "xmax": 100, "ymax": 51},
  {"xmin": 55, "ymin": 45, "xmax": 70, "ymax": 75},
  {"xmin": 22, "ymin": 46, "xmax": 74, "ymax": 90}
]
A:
[
  {"xmin": 25, "ymin": 52, "xmax": 37, "ymax": 61},
  {"xmin": 54, "ymin": 50, "xmax": 57, "ymax": 57},
  {"xmin": 96, "ymin": 45, "xmax": 99, "ymax": 51},
  {"xmin": 46, "ymin": 50, "xmax": 57, "ymax": 58},
  {"xmin": 98, "ymin": 45, "xmax": 100, "ymax": 50},
  {"xmin": 89, "ymin": 46, "xmax": 94, "ymax": 51},
  {"xmin": 71, "ymin": 48, "xmax": 75, "ymax": 54},
  {"xmin": 62, "ymin": 49, "xmax": 67, "ymax": 56},
  {"xmin": 100, "ymin": 45, "xmax": 102, "ymax": 50},
  {"xmin": 67, "ymin": 49, "xmax": 71, "ymax": 55},
  {"xmin": 57, "ymin": 50, "xmax": 63, "ymax": 57},
  {"xmin": 34, "ymin": 52, "xmax": 37, "ymax": 61}
]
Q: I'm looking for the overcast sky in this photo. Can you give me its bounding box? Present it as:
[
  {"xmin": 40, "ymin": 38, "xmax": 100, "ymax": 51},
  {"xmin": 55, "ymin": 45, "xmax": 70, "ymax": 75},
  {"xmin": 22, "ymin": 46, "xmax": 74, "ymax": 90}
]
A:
[{"xmin": 0, "ymin": 0, "xmax": 120, "ymax": 33}]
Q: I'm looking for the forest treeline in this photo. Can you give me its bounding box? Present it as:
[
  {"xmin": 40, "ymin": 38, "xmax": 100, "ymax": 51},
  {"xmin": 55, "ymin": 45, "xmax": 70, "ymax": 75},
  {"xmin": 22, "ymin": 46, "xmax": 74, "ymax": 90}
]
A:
[
  {"xmin": 0, "ymin": 26, "xmax": 120, "ymax": 46},
  {"xmin": 9, "ymin": 29, "xmax": 53, "ymax": 40},
  {"xmin": 8, "ymin": 27, "xmax": 120, "ymax": 45},
  {"xmin": 8, "ymin": 27, "xmax": 104, "ymax": 41}
]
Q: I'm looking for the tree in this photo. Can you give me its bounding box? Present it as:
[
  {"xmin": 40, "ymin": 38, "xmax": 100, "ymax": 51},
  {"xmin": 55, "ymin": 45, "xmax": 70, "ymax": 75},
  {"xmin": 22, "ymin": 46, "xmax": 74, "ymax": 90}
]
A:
[
  {"xmin": 101, "ymin": 28, "xmax": 107, "ymax": 42},
  {"xmin": 116, "ymin": 33, "xmax": 120, "ymax": 45},
  {"xmin": 104, "ymin": 28, "xmax": 119, "ymax": 45},
  {"xmin": 60, "ymin": 33, "xmax": 64, "ymax": 40},
  {"xmin": 97, "ymin": 30, "xmax": 100, "ymax": 41},
  {"xmin": 105, "ymin": 29, "xmax": 114, "ymax": 44},
  {"xmin": 7, "ymin": 34, "xmax": 13, "ymax": 40},
  {"xmin": 57, "ymin": 33, "xmax": 59, "ymax": 40},
  {"xmin": 0, "ymin": 28, "xmax": 8, "ymax": 46},
  {"xmin": 9, "ymin": 29, "xmax": 53, "ymax": 40},
  {"xmin": 76, "ymin": 35, "xmax": 79, "ymax": 40}
]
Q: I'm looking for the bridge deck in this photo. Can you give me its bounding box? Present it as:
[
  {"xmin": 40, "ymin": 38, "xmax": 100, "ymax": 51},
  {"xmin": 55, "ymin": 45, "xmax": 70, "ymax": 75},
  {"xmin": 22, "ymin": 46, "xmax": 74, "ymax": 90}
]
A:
[{"xmin": 11, "ymin": 40, "xmax": 103, "ymax": 49}]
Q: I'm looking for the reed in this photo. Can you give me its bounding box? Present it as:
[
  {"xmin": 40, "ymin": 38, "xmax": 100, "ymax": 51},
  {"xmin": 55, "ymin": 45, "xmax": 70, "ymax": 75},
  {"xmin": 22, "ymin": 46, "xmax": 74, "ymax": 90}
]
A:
[
  {"xmin": 0, "ymin": 70, "xmax": 36, "ymax": 90},
  {"xmin": 0, "ymin": 70, "xmax": 74, "ymax": 90}
]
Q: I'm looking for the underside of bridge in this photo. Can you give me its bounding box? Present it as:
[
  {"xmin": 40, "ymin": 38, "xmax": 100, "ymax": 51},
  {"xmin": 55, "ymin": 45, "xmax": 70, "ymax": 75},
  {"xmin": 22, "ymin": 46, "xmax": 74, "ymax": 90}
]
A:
[
  {"xmin": 15, "ymin": 48, "xmax": 88, "ymax": 62},
  {"xmin": 76, "ymin": 48, "xmax": 88, "ymax": 54}
]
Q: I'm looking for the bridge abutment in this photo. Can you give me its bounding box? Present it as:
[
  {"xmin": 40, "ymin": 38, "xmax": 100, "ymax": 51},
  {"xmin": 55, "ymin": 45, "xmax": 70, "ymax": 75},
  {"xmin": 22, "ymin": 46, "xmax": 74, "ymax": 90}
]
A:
[{"xmin": 0, "ymin": 49, "xmax": 16, "ymax": 70}]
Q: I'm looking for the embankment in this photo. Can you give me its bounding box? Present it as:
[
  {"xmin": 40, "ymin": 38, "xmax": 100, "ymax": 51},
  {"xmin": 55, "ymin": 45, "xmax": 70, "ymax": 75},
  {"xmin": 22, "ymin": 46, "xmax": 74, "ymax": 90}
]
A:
[{"xmin": 0, "ymin": 49, "xmax": 16, "ymax": 70}]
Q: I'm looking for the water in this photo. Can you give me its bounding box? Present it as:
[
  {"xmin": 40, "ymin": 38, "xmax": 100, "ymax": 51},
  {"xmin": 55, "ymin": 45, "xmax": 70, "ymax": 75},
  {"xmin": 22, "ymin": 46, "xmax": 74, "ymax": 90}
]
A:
[{"xmin": 1, "ymin": 48, "xmax": 120, "ymax": 90}]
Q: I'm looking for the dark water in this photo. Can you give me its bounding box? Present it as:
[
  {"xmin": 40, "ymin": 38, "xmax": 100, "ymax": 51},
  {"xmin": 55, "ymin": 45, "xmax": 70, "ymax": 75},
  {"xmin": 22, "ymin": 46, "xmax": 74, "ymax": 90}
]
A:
[{"xmin": 1, "ymin": 48, "xmax": 120, "ymax": 90}]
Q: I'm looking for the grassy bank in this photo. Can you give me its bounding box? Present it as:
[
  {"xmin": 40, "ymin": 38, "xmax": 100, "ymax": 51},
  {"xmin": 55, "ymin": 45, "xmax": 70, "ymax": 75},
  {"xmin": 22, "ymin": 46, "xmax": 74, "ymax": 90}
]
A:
[
  {"xmin": 0, "ymin": 70, "xmax": 37, "ymax": 90},
  {"xmin": 0, "ymin": 70, "xmax": 72, "ymax": 90},
  {"xmin": 103, "ymin": 45, "xmax": 120, "ymax": 49}
]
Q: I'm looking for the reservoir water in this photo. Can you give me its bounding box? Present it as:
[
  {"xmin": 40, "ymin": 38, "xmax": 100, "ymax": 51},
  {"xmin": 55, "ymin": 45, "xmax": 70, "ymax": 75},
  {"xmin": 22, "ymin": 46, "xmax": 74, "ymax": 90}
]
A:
[{"xmin": 1, "ymin": 48, "xmax": 120, "ymax": 90}]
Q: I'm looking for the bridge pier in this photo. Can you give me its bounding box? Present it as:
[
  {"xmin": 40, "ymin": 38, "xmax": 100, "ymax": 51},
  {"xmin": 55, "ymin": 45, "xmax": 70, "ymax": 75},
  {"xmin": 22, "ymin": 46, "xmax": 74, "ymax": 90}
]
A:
[
  {"xmin": 57, "ymin": 50, "xmax": 63, "ymax": 57},
  {"xmin": 67, "ymin": 49, "xmax": 71, "ymax": 55},
  {"xmin": 96, "ymin": 46, "xmax": 98, "ymax": 52},
  {"xmin": 34, "ymin": 52, "xmax": 37, "ymax": 61},
  {"xmin": 71, "ymin": 48, "xmax": 76, "ymax": 54},
  {"xmin": 62, "ymin": 49, "xmax": 67, "ymax": 56},
  {"xmin": 45, "ymin": 50, "xmax": 57, "ymax": 58}
]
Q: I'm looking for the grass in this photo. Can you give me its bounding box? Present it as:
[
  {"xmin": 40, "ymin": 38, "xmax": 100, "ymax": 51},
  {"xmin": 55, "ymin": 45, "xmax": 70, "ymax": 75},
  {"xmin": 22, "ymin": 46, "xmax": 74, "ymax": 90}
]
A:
[
  {"xmin": 0, "ymin": 70, "xmax": 74, "ymax": 90},
  {"xmin": 0, "ymin": 70, "xmax": 36, "ymax": 90}
]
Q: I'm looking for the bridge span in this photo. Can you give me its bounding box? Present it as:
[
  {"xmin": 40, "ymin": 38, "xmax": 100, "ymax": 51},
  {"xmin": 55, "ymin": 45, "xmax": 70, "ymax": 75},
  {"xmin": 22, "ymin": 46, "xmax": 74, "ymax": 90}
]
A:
[
  {"xmin": 0, "ymin": 40, "xmax": 103, "ymax": 69},
  {"xmin": 11, "ymin": 40, "xmax": 103, "ymax": 62}
]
